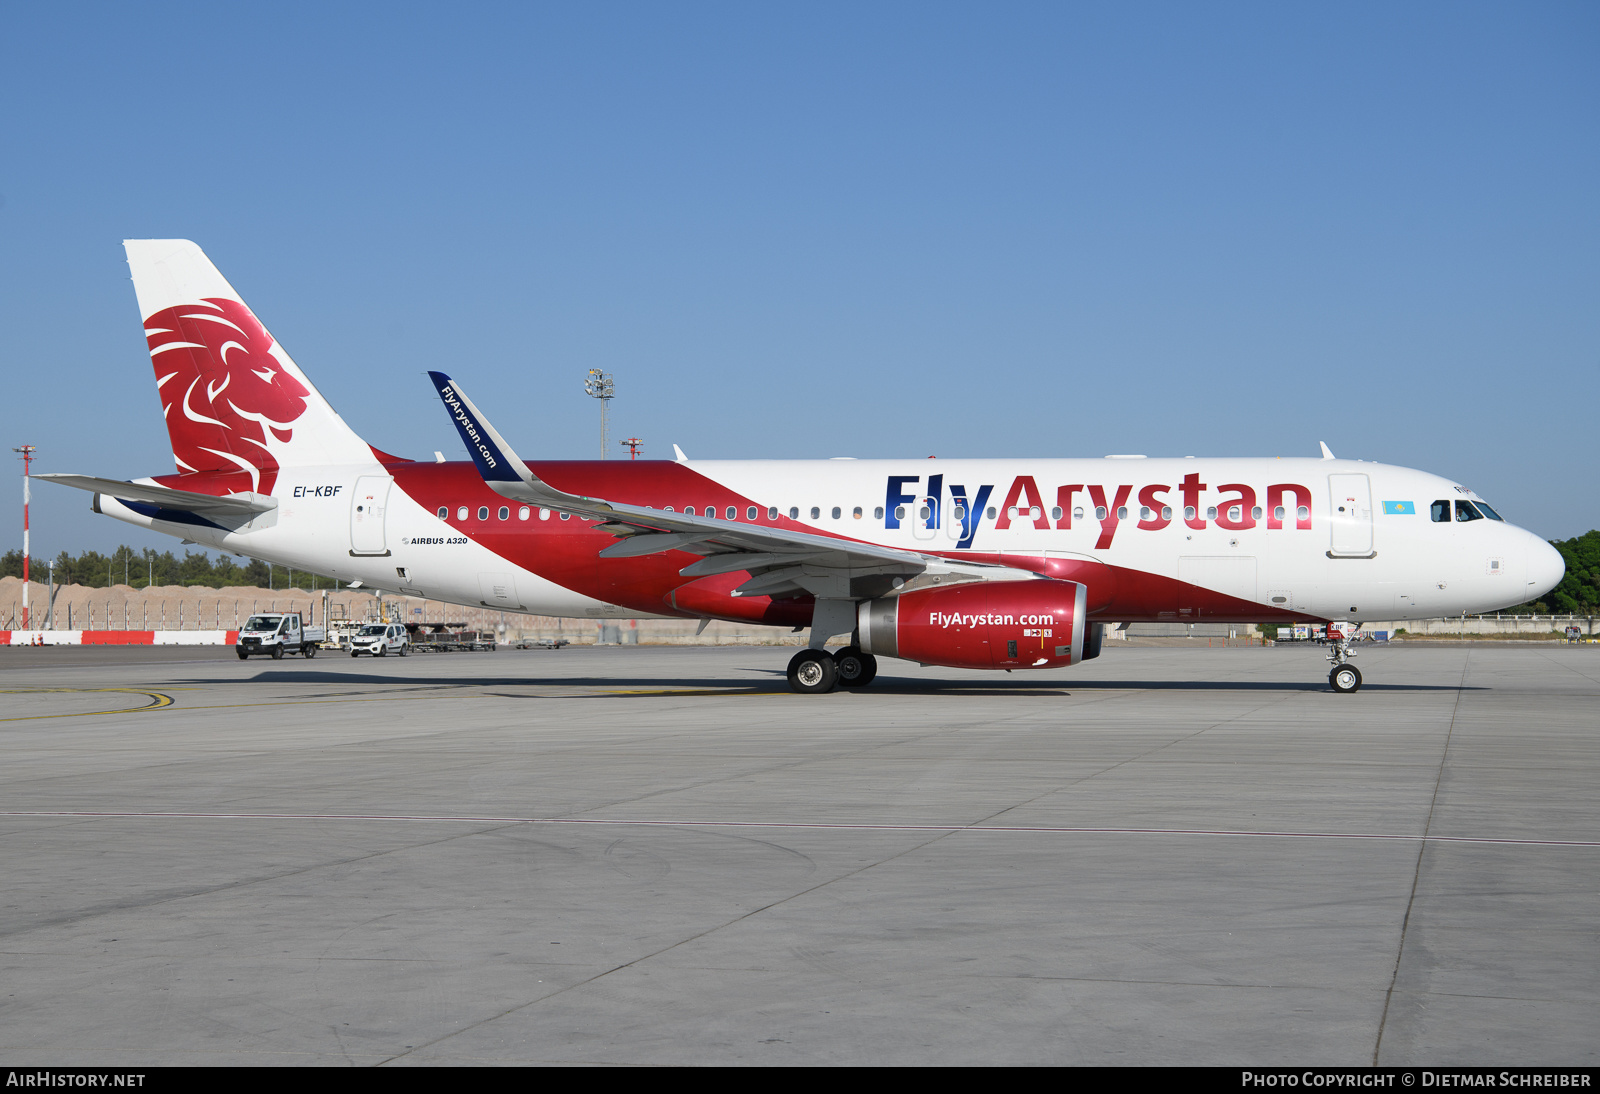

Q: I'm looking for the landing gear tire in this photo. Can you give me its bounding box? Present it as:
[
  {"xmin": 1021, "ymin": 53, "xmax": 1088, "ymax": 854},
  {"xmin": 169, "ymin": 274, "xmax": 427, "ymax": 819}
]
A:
[
  {"xmin": 834, "ymin": 646, "xmax": 877, "ymax": 688},
  {"xmin": 787, "ymin": 649, "xmax": 838, "ymax": 694},
  {"xmin": 271, "ymin": 645, "xmax": 284, "ymax": 660},
  {"xmin": 1329, "ymin": 665, "xmax": 1362, "ymax": 693}
]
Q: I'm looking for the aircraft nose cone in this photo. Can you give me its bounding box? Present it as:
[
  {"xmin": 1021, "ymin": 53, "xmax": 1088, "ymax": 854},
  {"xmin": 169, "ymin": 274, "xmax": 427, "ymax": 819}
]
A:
[{"xmin": 1526, "ymin": 536, "xmax": 1566, "ymax": 601}]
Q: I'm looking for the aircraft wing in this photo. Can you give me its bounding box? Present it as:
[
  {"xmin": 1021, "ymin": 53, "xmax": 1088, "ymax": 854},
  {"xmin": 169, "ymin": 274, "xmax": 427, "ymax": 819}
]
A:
[
  {"xmin": 36, "ymin": 474, "xmax": 278, "ymax": 517},
  {"xmin": 429, "ymin": 372, "xmax": 945, "ymax": 598}
]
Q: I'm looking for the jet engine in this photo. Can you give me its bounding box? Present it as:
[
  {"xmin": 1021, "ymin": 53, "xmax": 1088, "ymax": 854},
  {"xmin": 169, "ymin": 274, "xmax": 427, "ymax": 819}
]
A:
[{"xmin": 857, "ymin": 578, "xmax": 1094, "ymax": 670}]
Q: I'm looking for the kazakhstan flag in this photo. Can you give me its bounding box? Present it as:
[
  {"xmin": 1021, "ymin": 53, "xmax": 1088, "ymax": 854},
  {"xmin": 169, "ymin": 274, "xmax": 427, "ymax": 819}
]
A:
[{"xmin": 1383, "ymin": 501, "xmax": 1415, "ymax": 515}]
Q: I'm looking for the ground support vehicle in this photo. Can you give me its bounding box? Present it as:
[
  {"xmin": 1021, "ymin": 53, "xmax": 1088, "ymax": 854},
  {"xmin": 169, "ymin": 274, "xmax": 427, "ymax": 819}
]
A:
[
  {"xmin": 516, "ymin": 637, "xmax": 569, "ymax": 650},
  {"xmin": 349, "ymin": 623, "xmax": 411, "ymax": 657},
  {"xmin": 237, "ymin": 612, "xmax": 325, "ymax": 660}
]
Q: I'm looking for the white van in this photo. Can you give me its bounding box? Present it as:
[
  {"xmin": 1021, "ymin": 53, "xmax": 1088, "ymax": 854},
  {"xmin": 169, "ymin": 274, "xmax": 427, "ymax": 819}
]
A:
[{"xmin": 350, "ymin": 623, "xmax": 410, "ymax": 657}]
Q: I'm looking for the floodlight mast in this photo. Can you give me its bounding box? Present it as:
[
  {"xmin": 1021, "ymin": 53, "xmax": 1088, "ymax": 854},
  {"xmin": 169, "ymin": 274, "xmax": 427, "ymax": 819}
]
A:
[
  {"xmin": 13, "ymin": 445, "xmax": 34, "ymax": 628},
  {"xmin": 583, "ymin": 369, "xmax": 615, "ymax": 459}
]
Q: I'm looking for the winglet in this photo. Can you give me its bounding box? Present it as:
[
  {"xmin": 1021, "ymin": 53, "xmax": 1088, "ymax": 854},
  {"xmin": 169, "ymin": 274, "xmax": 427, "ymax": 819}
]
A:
[
  {"xmin": 428, "ymin": 371, "xmax": 533, "ymax": 485},
  {"xmin": 427, "ymin": 372, "xmax": 615, "ymax": 518},
  {"xmin": 673, "ymin": 444, "xmax": 689, "ymax": 463},
  {"xmin": 1319, "ymin": 441, "xmax": 1335, "ymax": 460}
]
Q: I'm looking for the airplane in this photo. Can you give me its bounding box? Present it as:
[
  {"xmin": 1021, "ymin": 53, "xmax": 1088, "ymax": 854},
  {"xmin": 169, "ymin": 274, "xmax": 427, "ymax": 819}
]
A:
[{"xmin": 41, "ymin": 240, "xmax": 1565, "ymax": 694}]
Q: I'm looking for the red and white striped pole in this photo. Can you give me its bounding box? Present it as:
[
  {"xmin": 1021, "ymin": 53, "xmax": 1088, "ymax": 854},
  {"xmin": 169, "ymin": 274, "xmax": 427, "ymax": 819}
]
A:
[{"xmin": 14, "ymin": 445, "xmax": 34, "ymax": 629}]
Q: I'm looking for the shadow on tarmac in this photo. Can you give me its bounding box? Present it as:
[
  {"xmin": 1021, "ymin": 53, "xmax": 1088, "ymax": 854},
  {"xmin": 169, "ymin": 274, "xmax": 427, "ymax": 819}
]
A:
[{"xmin": 189, "ymin": 668, "xmax": 1480, "ymax": 695}]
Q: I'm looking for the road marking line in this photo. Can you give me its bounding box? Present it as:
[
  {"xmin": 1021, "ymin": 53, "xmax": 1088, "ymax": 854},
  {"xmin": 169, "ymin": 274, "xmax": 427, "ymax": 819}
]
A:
[{"xmin": 0, "ymin": 688, "xmax": 174, "ymax": 721}]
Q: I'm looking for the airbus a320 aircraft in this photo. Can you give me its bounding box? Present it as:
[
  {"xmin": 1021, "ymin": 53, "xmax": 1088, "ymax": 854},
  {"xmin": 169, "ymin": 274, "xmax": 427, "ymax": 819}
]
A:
[{"xmin": 43, "ymin": 241, "xmax": 1565, "ymax": 693}]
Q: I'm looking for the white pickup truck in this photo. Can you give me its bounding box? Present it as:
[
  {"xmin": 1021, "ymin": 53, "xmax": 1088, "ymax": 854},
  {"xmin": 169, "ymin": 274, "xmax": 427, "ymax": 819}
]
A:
[{"xmin": 237, "ymin": 612, "xmax": 326, "ymax": 660}]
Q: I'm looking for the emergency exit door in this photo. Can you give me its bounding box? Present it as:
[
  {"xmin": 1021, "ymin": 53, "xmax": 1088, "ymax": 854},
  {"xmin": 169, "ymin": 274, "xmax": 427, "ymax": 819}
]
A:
[{"xmin": 350, "ymin": 476, "xmax": 393, "ymax": 556}]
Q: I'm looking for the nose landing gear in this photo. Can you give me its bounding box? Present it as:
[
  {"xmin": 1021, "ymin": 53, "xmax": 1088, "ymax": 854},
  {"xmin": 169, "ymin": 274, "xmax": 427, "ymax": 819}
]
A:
[{"xmin": 1327, "ymin": 625, "xmax": 1362, "ymax": 693}]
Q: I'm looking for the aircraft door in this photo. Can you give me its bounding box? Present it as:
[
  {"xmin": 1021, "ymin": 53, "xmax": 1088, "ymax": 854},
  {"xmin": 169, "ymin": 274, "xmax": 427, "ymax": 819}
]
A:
[
  {"xmin": 1327, "ymin": 474, "xmax": 1374, "ymax": 558},
  {"xmin": 350, "ymin": 476, "xmax": 393, "ymax": 556},
  {"xmin": 478, "ymin": 572, "xmax": 525, "ymax": 610}
]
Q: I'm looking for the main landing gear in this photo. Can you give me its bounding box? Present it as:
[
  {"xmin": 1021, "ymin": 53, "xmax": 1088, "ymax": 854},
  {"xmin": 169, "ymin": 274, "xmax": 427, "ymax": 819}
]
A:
[
  {"xmin": 786, "ymin": 646, "xmax": 879, "ymax": 694},
  {"xmin": 1327, "ymin": 625, "xmax": 1362, "ymax": 693}
]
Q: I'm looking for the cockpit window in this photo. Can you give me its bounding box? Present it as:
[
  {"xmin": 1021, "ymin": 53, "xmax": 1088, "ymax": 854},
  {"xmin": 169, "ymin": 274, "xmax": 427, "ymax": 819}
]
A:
[
  {"xmin": 1474, "ymin": 501, "xmax": 1504, "ymax": 521},
  {"xmin": 1455, "ymin": 500, "xmax": 1483, "ymax": 522},
  {"xmin": 1431, "ymin": 500, "xmax": 1451, "ymax": 523}
]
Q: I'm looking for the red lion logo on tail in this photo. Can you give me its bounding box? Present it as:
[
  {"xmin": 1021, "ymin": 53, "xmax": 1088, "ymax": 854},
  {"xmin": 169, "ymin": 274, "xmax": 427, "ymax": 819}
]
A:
[{"xmin": 145, "ymin": 298, "xmax": 310, "ymax": 495}]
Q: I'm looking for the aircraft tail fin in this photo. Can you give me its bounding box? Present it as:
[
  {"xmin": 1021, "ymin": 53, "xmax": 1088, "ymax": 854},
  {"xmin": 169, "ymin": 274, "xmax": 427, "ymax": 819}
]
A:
[{"xmin": 124, "ymin": 239, "xmax": 378, "ymax": 494}]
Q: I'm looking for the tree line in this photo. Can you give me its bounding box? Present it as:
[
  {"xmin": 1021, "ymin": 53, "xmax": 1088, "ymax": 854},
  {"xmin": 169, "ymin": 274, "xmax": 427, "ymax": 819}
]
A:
[
  {"xmin": 3, "ymin": 530, "xmax": 1596, "ymax": 612},
  {"xmin": 0, "ymin": 547, "xmax": 337, "ymax": 591}
]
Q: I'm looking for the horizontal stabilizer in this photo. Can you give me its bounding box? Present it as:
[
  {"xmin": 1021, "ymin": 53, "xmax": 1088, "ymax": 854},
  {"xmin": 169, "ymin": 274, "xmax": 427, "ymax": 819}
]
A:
[{"xmin": 37, "ymin": 474, "xmax": 278, "ymax": 516}]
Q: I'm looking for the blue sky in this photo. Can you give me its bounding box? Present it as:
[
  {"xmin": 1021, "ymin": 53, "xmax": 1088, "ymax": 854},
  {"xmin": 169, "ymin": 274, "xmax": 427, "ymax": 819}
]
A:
[{"xmin": 2, "ymin": 1, "xmax": 1596, "ymax": 558}]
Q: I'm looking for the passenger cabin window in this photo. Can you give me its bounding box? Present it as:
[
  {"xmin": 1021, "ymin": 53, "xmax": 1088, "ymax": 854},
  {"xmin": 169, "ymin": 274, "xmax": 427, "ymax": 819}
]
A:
[
  {"xmin": 789, "ymin": 507, "xmax": 800, "ymax": 519},
  {"xmin": 832, "ymin": 507, "xmax": 842, "ymax": 519},
  {"xmin": 457, "ymin": 506, "xmax": 468, "ymax": 520},
  {"xmin": 437, "ymin": 507, "xmax": 448, "ymax": 519},
  {"xmin": 726, "ymin": 506, "xmax": 737, "ymax": 520},
  {"xmin": 811, "ymin": 507, "xmax": 821, "ymax": 520},
  {"xmin": 747, "ymin": 506, "xmax": 759, "ymax": 520},
  {"xmin": 477, "ymin": 506, "xmax": 489, "ymax": 520},
  {"xmin": 1051, "ymin": 506, "xmax": 1062, "ymax": 520},
  {"xmin": 986, "ymin": 507, "xmax": 997, "ymax": 519},
  {"xmin": 1116, "ymin": 506, "xmax": 1128, "ymax": 520},
  {"xmin": 1162, "ymin": 506, "xmax": 1172, "ymax": 520},
  {"xmin": 498, "ymin": 506, "xmax": 509, "ymax": 520},
  {"xmin": 1095, "ymin": 506, "xmax": 1107, "ymax": 520},
  {"xmin": 1455, "ymin": 500, "xmax": 1483, "ymax": 522},
  {"xmin": 1075, "ymin": 507, "xmax": 1085, "ymax": 521},
  {"xmin": 894, "ymin": 506, "xmax": 906, "ymax": 520},
  {"xmin": 768, "ymin": 506, "xmax": 779, "ymax": 519},
  {"xmin": 874, "ymin": 506, "xmax": 884, "ymax": 519},
  {"xmin": 852, "ymin": 506, "xmax": 863, "ymax": 519},
  {"xmin": 1206, "ymin": 506, "xmax": 1217, "ymax": 520},
  {"xmin": 1431, "ymin": 500, "xmax": 1451, "ymax": 522},
  {"xmin": 518, "ymin": 507, "xmax": 530, "ymax": 520}
]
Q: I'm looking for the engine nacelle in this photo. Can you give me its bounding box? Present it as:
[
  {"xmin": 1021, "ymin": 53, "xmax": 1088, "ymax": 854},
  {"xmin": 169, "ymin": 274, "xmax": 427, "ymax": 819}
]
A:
[{"xmin": 858, "ymin": 579, "xmax": 1089, "ymax": 670}]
